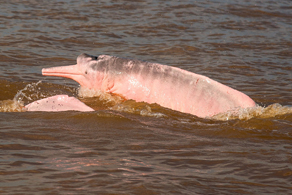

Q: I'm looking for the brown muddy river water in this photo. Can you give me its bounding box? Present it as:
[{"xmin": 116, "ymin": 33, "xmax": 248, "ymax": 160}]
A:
[{"xmin": 0, "ymin": 0, "xmax": 292, "ymax": 194}]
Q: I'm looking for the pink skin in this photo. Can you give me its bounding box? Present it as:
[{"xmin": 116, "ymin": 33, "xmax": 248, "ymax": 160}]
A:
[
  {"xmin": 42, "ymin": 53, "xmax": 256, "ymax": 117},
  {"xmin": 25, "ymin": 95, "xmax": 94, "ymax": 112}
]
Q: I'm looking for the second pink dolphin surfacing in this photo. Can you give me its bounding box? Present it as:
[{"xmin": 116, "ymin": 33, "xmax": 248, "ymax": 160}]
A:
[
  {"xmin": 42, "ymin": 53, "xmax": 256, "ymax": 117},
  {"xmin": 25, "ymin": 95, "xmax": 94, "ymax": 112}
]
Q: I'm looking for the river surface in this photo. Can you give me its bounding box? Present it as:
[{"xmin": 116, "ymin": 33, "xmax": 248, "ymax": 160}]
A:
[{"xmin": 0, "ymin": 0, "xmax": 292, "ymax": 194}]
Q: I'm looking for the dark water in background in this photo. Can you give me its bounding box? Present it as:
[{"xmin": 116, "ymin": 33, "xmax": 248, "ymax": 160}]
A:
[{"xmin": 0, "ymin": 0, "xmax": 292, "ymax": 194}]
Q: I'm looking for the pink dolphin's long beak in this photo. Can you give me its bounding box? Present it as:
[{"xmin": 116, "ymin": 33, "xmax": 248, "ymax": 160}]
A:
[
  {"xmin": 42, "ymin": 64, "xmax": 90, "ymax": 87},
  {"xmin": 42, "ymin": 64, "xmax": 80, "ymax": 79}
]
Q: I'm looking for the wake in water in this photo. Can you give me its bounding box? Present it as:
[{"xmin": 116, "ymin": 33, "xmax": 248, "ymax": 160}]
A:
[
  {"xmin": 212, "ymin": 103, "xmax": 292, "ymax": 120},
  {"xmin": 0, "ymin": 81, "xmax": 291, "ymax": 120},
  {"xmin": 78, "ymin": 87, "xmax": 166, "ymax": 117},
  {"xmin": 0, "ymin": 99, "xmax": 25, "ymax": 112}
]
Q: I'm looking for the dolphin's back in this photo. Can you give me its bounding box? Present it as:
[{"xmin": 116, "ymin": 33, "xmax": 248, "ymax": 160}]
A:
[{"xmin": 104, "ymin": 57, "xmax": 255, "ymax": 117}]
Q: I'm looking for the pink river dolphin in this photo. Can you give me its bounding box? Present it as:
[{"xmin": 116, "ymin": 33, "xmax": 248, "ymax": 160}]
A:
[
  {"xmin": 36, "ymin": 53, "xmax": 255, "ymax": 117},
  {"xmin": 25, "ymin": 95, "xmax": 94, "ymax": 112}
]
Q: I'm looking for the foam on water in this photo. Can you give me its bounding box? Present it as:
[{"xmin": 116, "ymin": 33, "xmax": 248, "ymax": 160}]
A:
[
  {"xmin": 0, "ymin": 99, "xmax": 25, "ymax": 112},
  {"xmin": 78, "ymin": 87, "xmax": 125, "ymax": 105},
  {"xmin": 78, "ymin": 87, "xmax": 165, "ymax": 117},
  {"xmin": 212, "ymin": 103, "xmax": 292, "ymax": 121},
  {"xmin": 111, "ymin": 100, "xmax": 166, "ymax": 118}
]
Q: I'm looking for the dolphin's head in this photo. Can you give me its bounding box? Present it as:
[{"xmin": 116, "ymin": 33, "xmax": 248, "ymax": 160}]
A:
[{"xmin": 42, "ymin": 53, "xmax": 113, "ymax": 90}]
